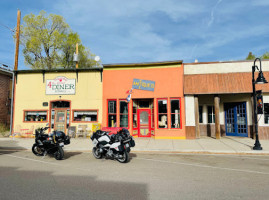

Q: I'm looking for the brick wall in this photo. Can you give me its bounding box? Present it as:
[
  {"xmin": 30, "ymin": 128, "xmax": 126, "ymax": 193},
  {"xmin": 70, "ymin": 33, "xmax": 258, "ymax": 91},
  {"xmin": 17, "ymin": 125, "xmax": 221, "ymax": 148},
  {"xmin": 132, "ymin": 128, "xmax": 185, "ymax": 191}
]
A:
[{"xmin": 0, "ymin": 73, "xmax": 12, "ymax": 125}]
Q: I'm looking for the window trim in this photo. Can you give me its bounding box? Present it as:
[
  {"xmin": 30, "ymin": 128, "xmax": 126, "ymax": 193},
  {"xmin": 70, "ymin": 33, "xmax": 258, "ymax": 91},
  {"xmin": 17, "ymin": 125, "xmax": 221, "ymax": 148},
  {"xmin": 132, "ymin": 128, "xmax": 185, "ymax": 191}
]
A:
[
  {"xmin": 23, "ymin": 110, "xmax": 48, "ymax": 123},
  {"xmin": 107, "ymin": 99, "xmax": 117, "ymax": 127},
  {"xmin": 72, "ymin": 109, "xmax": 98, "ymax": 123},
  {"xmin": 170, "ymin": 98, "xmax": 182, "ymax": 129},
  {"xmin": 157, "ymin": 98, "xmax": 168, "ymax": 129},
  {"xmin": 119, "ymin": 99, "xmax": 129, "ymax": 128},
  {"xmin": 207, "ymin": 105, "xmax": 215, "ymax": 124}
]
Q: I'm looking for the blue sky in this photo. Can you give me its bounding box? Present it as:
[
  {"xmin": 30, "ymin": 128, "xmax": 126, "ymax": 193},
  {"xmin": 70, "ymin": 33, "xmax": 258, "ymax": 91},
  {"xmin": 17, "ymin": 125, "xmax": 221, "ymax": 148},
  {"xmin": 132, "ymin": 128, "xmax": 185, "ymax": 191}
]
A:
[{"xmin": 0, "ymin": 0, "xmax": 269, "ymax": 70}]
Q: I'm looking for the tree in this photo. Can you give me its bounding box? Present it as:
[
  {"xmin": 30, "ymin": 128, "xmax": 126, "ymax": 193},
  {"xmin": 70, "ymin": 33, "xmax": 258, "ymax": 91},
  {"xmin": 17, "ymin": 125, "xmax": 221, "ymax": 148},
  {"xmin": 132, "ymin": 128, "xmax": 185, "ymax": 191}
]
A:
[
  {"xmin": 262, "ymin": 52, "xmax": 269, "ymax": 59},
  {"xmin": 20, "ymin": 11, "xmax": 100, "ymax": 69},
  {"xmin": 246, "ymin": 52, "xmax": 256, "ymax": 60}
]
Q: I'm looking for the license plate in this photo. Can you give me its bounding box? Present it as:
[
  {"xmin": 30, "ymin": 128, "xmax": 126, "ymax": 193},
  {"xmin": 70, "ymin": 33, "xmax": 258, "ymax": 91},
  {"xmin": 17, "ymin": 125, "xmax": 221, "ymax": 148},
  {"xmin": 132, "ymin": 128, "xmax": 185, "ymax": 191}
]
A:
[{"xmin": 59, "ymin": 142, "xmax": 64, "ymax": 147}]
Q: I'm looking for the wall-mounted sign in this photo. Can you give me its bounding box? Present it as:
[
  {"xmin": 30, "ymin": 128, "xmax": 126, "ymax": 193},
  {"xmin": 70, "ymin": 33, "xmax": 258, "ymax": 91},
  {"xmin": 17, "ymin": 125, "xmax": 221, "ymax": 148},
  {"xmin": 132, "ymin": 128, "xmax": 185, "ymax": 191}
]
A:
[
  {"xmin": 43, "ymin": 102, "xmax": 48, "ymax": 107},
  {"xmin": 46, "ymin": 76, "xmax": 76, "ymax": 95},
  {"xmin": 132, "ymin": 79, "xmax": 155, "ymax": 91}
]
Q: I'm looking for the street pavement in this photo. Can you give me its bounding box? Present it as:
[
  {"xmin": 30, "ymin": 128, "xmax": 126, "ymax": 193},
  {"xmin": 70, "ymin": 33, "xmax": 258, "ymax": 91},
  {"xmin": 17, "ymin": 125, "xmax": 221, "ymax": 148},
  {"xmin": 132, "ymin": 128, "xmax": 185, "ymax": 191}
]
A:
[{"xmin": 1, "ymin": 136, "xmax": 269, "ymax": 154}]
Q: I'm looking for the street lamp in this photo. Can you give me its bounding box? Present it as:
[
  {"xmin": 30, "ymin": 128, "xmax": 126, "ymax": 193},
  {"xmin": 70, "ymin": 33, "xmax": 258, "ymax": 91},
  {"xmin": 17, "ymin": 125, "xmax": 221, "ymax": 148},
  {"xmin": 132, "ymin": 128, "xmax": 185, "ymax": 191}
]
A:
[{"xmin": 252, "ymin": 58, "xmax": 268, "ymax": 150}]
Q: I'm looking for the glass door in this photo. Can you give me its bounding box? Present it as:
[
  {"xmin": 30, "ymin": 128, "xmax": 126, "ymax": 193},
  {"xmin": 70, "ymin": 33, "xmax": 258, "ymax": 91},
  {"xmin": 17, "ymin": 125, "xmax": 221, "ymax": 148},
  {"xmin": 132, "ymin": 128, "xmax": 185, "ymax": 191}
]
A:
[
  {"xmin": 54, "ymin": 110, "xmax": 66, "ymax": 132},
  {"xmin": 225, "ymin": 102, "xmax": 248, "ymax": 137},
  {"xmin": 138, "ymin": 109, "xmax": 151, "ymax": 137}
]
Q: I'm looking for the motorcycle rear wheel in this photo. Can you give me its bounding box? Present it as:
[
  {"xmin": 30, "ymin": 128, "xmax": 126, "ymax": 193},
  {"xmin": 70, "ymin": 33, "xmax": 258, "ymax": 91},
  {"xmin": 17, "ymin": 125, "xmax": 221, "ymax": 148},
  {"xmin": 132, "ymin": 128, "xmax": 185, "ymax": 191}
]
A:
[
  {"xmin": 32, "ymin": 144, "xmax": 45, "ymax": 156},
  {"xmin": 54, "ymin": 146, "xmax": 64, "ymax": 160},
  {"xmin": 117, "ymin": 151, "xmax": 129, "ymax": 163},
  {"xmin": 92, "ymin": 147, "xmax": 102, "ymax": 159}
]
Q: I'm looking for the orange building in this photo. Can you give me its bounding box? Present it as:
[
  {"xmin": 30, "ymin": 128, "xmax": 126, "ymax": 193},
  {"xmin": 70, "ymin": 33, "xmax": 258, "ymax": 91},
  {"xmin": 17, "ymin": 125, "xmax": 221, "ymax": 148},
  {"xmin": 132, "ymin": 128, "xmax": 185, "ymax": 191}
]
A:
[{"xmin": 102, "ymin": 60, "xmax": 185, "ymax": 139}]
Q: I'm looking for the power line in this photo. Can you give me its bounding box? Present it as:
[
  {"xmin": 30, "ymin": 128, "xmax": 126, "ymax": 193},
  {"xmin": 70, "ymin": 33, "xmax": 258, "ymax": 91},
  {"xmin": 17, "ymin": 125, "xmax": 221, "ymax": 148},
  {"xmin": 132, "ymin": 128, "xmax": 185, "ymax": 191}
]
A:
[{"xmin": 0, "ymin": 22, "xmax": 15, "ymax": 33}]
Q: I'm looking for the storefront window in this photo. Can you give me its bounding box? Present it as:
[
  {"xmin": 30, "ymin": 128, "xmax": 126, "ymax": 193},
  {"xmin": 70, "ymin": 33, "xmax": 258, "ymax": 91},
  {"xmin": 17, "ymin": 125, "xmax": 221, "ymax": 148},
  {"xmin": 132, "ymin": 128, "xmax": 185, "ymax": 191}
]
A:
[
  {"xmin": 108, "ymin": 100, "xmax": 117, "ymax": 127},
  {"xmin": 208, "ymin": 106, "xmax": 215, "ymax": 124},
  {"xmin": 120, "ymin": 101, "xmax": 128, "ymax": 127},
  {"xmin": 133, "ymin": 100, "xmax": 138, "ymax": 128},
  {"xmin": 158, "ymin": 99, "xmax": 167, "ymax": 128},
  {"xmin": 171, "ymin": 98, "xmax": 180, "ymax": 128},
  {"xmin": 73, "ymin": 110, "xmax": 97, "ymax": 122},
  {"xmin": 199, "ymin": 106, "xmax": 203, "ymax": 123},
  {"xmin": 24, "ymin": 111, "xmax": 48, "ymax": 122},
  {"xmin": 264, "ymin": 103, "xmax": 269, "ymax": 124}
]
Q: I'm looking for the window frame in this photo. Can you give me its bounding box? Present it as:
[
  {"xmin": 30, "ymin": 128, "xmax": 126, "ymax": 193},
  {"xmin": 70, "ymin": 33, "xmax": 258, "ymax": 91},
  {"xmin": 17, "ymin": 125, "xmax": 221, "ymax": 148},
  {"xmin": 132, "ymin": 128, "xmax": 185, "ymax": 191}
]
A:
[
  {"xmin": 157, "ymin": 98, "xmax": 168, "ymax": 129},
  {"xmin": 23, "ymin": 110, "xmax": 48, "ymax": 123},
  {"xmin": 170, "ymin": 98, "xmax": 181, "ymax": 129},
  {"xmin": 107, "ymin": 99, "xmax": 117, "ymax": 127},
  {"xmin": 207, "ymin": 105, "xmax": 215, "ymax": 124},
  {"xmin": 264, "ymin": 103, "xmax": 269, "ymax": 124},
  {"xmin": 119, "ymin": 99, "xmax": 129, "ymax": 128},
  {"xmin": 72, "ymin": 109, "xmax": 98, "ymax": 123}
]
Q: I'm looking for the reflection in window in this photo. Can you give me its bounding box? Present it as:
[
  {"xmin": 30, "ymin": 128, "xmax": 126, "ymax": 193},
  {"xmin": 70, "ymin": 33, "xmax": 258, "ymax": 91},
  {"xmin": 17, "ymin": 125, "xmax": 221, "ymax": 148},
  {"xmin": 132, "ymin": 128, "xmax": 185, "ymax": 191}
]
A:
[
  {"xmin": 24, "ymin": 111, "xmax": 47, "ymax": 122},
  {"xmin": 108, "ymin": 100, "xmax": 117, "ymax": 127},
  {"xmin": 133, "ymin": 101, "xmax": 138, "ymax": 128},
  {"xmin": 158, "ymin": 99, "xmax": 167, "ymax": 128},
  {"xmin": 120, "ymin": 101, "xmax": 128, "ymax": 127},
  {"xmin": 73, "ymin": 110, "xmax": 97, "ymax": 122},
  {"xmin": 171, "ymin": 99, "xmax": 180, "ymax": 128}
]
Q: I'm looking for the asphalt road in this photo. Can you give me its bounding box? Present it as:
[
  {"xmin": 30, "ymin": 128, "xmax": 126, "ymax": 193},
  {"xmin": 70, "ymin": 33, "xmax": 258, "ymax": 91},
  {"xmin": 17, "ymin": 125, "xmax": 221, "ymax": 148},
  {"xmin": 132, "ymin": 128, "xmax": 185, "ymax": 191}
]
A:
[{"xmin": 1, "ymin": 150, "xmax": 269, "ymax": 200}]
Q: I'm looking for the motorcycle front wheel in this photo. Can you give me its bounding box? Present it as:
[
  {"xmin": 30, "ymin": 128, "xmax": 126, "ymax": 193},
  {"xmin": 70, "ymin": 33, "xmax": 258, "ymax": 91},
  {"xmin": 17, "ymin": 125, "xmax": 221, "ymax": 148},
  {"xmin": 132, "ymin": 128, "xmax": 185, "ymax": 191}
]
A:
[
  {"xmin": 117, "ymin": 151, "xmax": 129, "ymax": 163},
  {"xmin": 32, "ymin": 144, "xmax": 45, "ymax": 156},
  {"xmin": 54, "ymin": 146, "xmax": 64, "ymax": 160},
  {"xmin": 92, "ymin": 147, "xmax": 102, "ymax": 159}
]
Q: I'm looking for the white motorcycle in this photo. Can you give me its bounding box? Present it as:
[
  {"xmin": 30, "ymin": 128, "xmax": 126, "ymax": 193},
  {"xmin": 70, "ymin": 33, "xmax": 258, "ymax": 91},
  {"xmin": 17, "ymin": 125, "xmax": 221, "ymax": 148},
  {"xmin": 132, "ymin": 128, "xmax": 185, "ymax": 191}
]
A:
[{"xmin": 90, "ymin": 129, "xmax": 135, "ymax": 163}]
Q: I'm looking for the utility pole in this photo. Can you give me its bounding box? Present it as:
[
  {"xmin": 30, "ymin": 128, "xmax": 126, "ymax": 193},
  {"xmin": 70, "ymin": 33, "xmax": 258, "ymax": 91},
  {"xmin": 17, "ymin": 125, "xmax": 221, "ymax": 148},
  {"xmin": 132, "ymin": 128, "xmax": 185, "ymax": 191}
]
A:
[
  {"xmin": 76, "ymin": 43, "xmax": 78, "ymax": 69},
  {"xmin": 11, "ymin": 9, "xmax": 21, "ymax": 136},
  {"xmin": 14, "ymin": 9, "xmax": 21, "ymax": 70}
]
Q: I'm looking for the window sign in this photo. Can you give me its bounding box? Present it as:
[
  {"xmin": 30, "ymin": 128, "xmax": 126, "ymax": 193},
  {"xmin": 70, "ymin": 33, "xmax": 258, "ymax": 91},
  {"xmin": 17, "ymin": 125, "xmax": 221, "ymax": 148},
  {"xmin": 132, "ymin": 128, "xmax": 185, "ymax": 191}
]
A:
[
  {"xmin": 46, "ymin": 76, "xmax": 76, "ymax": 95},
  {"xmin": 132, "ymin": 79, "xmax": 155, "ymax": 91}
]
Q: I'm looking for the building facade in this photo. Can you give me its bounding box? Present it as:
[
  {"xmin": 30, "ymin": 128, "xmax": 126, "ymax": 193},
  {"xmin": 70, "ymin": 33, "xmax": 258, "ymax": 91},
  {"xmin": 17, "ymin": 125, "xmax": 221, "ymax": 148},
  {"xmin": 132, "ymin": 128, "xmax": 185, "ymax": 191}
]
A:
[
  {"xmin": 0, "ymin": 67, "xmax": 12, "ymax": 126},
  {"xmin": 102, "ymin": 61, "xmax": 186, "ymax": 139},
  {"xmin": 12, "ymin": 68, "xmax": 103, "ymax": 136},
  {"xmin": 184, "ymin": 60, "xmax": 269, "ymax": 140}
]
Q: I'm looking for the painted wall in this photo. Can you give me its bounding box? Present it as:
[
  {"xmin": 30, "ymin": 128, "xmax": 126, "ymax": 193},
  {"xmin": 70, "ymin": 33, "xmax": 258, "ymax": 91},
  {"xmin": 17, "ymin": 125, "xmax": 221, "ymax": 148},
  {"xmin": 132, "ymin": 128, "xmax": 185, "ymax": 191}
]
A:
[
  {"xmin": 102, "ymin": 64, "xmax": 185, "ymax": 139},
  {"xmin": 13, "ymin": 71, "xmax": 102, "ymax": 134}
]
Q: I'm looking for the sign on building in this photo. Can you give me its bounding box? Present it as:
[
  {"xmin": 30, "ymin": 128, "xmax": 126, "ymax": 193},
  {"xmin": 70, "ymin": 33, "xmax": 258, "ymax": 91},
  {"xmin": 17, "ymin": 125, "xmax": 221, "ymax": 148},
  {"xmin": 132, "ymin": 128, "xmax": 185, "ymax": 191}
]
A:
[
  {"xmin": 46, "ymin": 76, "xmax": 76, "ymax": 95},
  {"xmin": 132, "ymin": 79, "xmax": 155, "ymax": 91}
]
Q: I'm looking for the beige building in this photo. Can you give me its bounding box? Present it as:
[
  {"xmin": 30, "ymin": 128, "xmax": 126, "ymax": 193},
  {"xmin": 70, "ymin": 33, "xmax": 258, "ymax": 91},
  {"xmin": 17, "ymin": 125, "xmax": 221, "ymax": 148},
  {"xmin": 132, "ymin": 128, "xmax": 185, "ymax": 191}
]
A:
[
  {"xmin": 184, "ymin": 60, "xmax": 269, "ymax": 140},
  {"xmin": 12, "ymin": 68, "xmax": 103, "ymax": 137}
]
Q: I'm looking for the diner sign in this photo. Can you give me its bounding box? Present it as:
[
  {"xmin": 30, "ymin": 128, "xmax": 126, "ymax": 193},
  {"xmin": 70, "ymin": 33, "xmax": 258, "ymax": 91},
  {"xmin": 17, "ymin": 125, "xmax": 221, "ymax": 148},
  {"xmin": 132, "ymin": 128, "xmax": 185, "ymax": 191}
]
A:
[
  {"xmin": 132, "ymin": 79, "xmax": 155, "ymax": 91},
  {"xmin": 46, "ymin": 76, "xmax": 76, "ymax": 95}
]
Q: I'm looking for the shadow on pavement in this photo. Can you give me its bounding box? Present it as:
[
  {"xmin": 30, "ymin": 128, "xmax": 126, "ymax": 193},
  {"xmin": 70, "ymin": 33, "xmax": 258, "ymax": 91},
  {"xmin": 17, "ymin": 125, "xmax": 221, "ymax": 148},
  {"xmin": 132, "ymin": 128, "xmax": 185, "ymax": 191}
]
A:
[
  {"xmin": 0, "ymin": 140, "xmax": 27, "ymax": 155},
  {"xmin": 223, "ymin": 136, "xmax": 253, "ymax": 149},
  {"xmin": 0, "ymin": 166, "xmax": 148, "ymax": 200}
]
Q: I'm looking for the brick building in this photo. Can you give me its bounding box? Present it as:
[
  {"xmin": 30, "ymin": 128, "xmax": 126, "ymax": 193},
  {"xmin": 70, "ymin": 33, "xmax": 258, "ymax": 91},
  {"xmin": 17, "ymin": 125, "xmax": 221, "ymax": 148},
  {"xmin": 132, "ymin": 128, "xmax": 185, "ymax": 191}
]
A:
[{"xmin": 0, "ymin": 67, "xmax": 13, "ymax": 126}]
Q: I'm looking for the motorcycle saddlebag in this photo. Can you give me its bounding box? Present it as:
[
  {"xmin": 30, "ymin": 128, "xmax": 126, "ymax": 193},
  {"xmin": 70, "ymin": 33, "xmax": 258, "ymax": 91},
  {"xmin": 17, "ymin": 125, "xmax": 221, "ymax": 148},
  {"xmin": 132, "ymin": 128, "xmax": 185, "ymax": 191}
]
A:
[
  {"xmin": 130, "ymin": 138, "xmax": 135, "ymax": 147},
  {"xmin": 64, "ymin": 135, "xmax": 70, "ymax": 145}
]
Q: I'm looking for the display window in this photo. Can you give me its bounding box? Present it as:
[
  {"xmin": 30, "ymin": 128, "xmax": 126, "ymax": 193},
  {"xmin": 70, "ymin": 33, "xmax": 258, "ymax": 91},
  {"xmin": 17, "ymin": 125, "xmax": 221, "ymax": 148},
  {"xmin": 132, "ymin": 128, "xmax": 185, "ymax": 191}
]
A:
[
  {"xmin": 108, "ymin": 100, "xmax": 117, "ymax": 127},
  {"xmin": 157, "ymin": 98, "xmax": 168, "ymax": 129},
  {"xmin": 24, "ymin": 110, "xmax": 48, "ymax": 122},
  {"xmin": 120, "ymin": 100, "xmax": 129, "ymax": 128},
  {"xmin": 170, "ymin": 98, "xmax": 181, "ymax": 129},
  {"xmin": 72, "ymin": 110, "xmax": 98, "ymax": 122}
]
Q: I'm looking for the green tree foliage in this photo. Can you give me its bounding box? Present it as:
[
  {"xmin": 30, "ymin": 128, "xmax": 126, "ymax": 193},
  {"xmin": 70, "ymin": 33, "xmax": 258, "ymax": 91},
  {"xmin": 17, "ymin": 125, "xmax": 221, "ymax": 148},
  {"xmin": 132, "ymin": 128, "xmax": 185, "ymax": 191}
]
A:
[
  {"xmin": 246, "ymin": 52, "xmax": 256, "ymax": 60},
  {"xmin": 262, "ymin": 52, "xmax": 269, "ymax": 59},
  {"xmin": 20, "ymin": 11, "xmax": 100, "ymax": 69}
]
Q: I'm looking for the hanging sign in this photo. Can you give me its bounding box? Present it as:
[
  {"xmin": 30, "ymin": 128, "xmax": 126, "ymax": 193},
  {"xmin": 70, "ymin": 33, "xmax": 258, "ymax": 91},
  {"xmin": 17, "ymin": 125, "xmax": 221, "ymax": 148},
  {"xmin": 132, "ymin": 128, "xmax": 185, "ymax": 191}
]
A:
[
  {"xmin": 132, "ymin": 79, "xmax": 155, "ymax": 91},
  {"xmin": 46, "ymin": 76, "xmax": 76, "ymax": 95}
]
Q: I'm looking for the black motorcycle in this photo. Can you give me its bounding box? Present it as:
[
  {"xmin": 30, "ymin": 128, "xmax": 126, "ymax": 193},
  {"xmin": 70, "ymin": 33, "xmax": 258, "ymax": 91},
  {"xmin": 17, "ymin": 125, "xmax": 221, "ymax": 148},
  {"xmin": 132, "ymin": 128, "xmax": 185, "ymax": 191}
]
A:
[{"xmin": 32, "ymin": 124, "xmax": 70, "ymax": 160}]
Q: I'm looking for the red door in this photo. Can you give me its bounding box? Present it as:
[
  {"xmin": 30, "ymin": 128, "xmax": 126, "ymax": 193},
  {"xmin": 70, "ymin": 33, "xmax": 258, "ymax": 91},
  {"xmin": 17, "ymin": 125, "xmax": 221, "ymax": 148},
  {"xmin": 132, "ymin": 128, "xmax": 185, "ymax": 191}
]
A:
[{"xmin": 138, "ymin": 109, "xmax": 151, "ymax": 137}]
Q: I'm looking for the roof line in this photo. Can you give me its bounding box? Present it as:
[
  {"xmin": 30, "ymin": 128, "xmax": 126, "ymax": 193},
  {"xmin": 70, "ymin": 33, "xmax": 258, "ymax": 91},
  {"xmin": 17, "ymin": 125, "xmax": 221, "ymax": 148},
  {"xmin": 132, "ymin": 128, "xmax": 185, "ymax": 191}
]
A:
[{"xmin": 103, "ymin": 60, "xmax": 183, "ymax": 68}]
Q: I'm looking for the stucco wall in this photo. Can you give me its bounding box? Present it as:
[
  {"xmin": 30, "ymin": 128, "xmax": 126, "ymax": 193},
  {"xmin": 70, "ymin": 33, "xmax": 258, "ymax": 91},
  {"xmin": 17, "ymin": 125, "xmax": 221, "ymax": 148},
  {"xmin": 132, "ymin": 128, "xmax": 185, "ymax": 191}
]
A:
[{"xmin": 13, "ymin": 71, "xmax": 103, "ymax": 134}]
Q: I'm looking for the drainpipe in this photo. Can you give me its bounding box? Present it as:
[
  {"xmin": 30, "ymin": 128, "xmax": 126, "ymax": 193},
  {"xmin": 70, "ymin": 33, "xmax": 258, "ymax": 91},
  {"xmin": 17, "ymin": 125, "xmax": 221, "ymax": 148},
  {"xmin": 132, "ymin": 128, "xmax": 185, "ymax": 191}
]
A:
[{"xmin": 9, "ymin": 71, "xmax": 14, "ymax": 137}]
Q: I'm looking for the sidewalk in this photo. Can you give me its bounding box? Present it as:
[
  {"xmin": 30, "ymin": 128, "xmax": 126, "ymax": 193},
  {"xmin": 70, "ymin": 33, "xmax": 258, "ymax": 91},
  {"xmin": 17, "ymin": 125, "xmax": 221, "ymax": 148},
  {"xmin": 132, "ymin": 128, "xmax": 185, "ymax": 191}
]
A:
[{"xmin": 1, "ymin": 136, "xmax": 269, "ymax": 155}]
